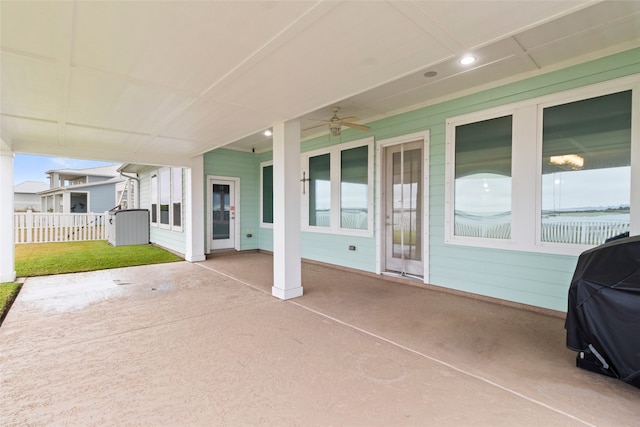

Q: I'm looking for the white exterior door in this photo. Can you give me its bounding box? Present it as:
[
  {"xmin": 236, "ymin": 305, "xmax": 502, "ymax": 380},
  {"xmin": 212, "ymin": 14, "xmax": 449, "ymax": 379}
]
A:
[
  {"xmin": 210, "ymin": 178, "xmax": 236, "ymax": 250},
  {"xmin": 383, "ymin": 141, "xmax": 424, "ymax": 277}
]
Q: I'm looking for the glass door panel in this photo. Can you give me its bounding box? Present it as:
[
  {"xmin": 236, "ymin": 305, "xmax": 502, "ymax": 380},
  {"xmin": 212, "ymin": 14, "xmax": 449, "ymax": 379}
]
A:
[
  {"xmin": 211, "ymin": 180, "xmax": 235, "ymax": 250},
  {"xmin": 385, "ymin": 142, "xmax": 423, "ymax": 276}
]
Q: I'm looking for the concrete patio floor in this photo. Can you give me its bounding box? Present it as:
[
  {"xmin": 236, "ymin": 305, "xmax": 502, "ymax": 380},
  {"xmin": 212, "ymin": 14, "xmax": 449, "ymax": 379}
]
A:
[{"xmin": 1, "ymin": 252, "xmax": 638, "ymax": 426}]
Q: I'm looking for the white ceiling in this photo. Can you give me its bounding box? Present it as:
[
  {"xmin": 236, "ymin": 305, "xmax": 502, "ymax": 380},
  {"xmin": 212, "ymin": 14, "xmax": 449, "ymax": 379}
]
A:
[{"xmin": 1, "ymin": 1, "xmax": 639, "ymax": 167}]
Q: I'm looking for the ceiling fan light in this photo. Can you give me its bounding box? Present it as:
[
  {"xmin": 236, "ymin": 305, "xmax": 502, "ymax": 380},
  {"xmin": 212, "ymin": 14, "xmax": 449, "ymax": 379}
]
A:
[{"xmin": 330, "ymin": 123, "xmax": 341, "ymax": 136}]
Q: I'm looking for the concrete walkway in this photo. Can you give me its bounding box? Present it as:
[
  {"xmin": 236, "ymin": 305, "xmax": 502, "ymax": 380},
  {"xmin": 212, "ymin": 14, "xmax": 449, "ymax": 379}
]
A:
[{"xmin": 1, "ymin": 252, "xmax": 638, "ymax": 426}]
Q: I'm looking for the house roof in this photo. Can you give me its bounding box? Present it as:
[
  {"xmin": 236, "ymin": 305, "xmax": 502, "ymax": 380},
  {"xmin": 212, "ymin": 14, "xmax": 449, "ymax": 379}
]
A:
[
  {"xmin": 1, "ymin": 1, "xmax": 639, "ymax": 167},
  {"xmin": 14, "ymin": 181, "xmax": 48, "ymax": 194},
  {"xmin": 38, "ymin": 175, "xmax": 126, "ymax": 195},
  {"xmin": 45, "ymin": 164, "xmax": 122, "ymax": 180}
]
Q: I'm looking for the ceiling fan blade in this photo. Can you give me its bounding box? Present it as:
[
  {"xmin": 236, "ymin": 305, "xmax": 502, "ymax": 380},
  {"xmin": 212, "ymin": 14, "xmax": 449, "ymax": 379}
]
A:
[
  {"xmin": 341, "ymin": 122, "xmax": 370, "ymax": 131},
  {"xmin": 303, "ymin": 122, "xmax": 329, "ymax": 131},
  {"xmin": 338, "ymin": 116, "xmax": 358, "ymax": 122}
]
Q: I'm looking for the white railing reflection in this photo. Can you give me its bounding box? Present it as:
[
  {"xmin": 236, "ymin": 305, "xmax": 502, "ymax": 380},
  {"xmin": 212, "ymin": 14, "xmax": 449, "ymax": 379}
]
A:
[
  {"xmin": 313, "ymin": 210, "xmax": 369, "ymax": 230},
  {"xmin": 455, "ymin": 219, "xmax": 629, "ymax": 245}
]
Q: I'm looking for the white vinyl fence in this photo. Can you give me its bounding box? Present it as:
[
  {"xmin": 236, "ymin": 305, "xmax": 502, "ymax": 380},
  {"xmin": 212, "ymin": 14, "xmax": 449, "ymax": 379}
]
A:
[{"xmin": 14, "ymin": 211, "xmax": 107, "ymax": 243}]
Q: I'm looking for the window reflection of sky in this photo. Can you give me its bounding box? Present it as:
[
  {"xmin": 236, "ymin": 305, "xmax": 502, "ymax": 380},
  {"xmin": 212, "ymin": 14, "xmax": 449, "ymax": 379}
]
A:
[
  {"xmin": 455, "ymin": 173, "xmax": 511, "ymax": 214},
  {"xmin": 542, "ymin": 166, "xmax": 630, "ymax": 211}
]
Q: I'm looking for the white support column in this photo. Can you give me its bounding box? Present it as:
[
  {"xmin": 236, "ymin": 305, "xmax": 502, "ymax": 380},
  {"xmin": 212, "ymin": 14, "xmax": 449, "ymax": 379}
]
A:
[
  {"xmin": 62, "ymin": 192, "xmax": 70, "ymax": 213},
  {"xmin": 0, "ymin": 144, "xmax": 16, "ymax": 282},
  {"xmin": 272, "ymin": 119, "xmax": 303, "ymax": 300},
  {"xmin": 185, "ymin": 155, "xmax": 206, "ymax": 262}
]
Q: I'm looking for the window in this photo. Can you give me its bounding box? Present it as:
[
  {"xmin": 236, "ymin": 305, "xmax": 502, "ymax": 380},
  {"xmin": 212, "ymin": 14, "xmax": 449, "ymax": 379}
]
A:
[
  {"xmin": 309, "ymin": 153, "xmax": 331, "ymax": 227},
  {"xmin": 540, "ymin": 91, "xmax": 631, "ymax": 245},
  {"xmin": 150, "ymin": 167, "xmax": 183, "ymax": 232},
  {"xmin": 341, "ymin": 145, "xmax": 369, "ymax": 230},
  {"xmin": 150, "ymin": 174, "xmax": 158, "ymax": 224},
  {"xmin": 172, "ymin": 167, "xmax": 182, "ymax": 228},
  {"xmin": 454, "ymin": 115, "xmax": 512, "ymax": 239},
  {"xmin": 303, "ymin": 137, "xmax": 374, "ymax": 235},
  {"xmin": 261, "ymin": 163, "xmax": 273, "ymax": 225},
  {"xmin": 159, "ymin": 168, "xmax": 170, "ymax": 226},
  {"xmin": 446, "ymin": 77, "xmax": 638, "ymax": 255}
]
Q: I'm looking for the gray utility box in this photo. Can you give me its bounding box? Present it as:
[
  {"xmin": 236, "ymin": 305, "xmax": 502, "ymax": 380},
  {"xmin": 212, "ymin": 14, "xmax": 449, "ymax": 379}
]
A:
[{"xmin": 107, "ymin": 209, "xmax": 150, "ymax": 246}]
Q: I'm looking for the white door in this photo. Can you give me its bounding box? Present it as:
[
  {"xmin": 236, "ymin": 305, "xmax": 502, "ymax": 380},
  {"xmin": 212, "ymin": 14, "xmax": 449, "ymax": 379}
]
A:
[
  {"xmin": 210, "ymin": 179, "xmax": 236, "ymax": 250},
  {"xmin": 384, "ymin": 141, "xmax": 424, "ymax": 277}
]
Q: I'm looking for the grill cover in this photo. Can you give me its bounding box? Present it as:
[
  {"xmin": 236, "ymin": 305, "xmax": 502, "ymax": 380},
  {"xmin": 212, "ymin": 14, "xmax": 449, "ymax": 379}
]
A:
[{"xmin": 565, "ymin": 235, "xmax": 640, "ymax": 388}]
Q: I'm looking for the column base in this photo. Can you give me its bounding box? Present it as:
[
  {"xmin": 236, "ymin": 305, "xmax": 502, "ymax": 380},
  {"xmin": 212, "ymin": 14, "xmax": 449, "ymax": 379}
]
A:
[
  {"xmin": 272, "ymin": 286, "xmax": 303, "ymax": 300},
  {"xmin": 0, "ymin": 271, "xmax": 16, "ymax": 283},
  {"xmin": 185, "ymin": 254, "xmax": 206, "ymax": 262}
]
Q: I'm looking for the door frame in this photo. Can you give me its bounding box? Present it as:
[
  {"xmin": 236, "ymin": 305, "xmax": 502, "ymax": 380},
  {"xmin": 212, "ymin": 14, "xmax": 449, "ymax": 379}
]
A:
[
  {"xmin": 206, "ymin": 175, "xmax": 240, "ymax": 253},
  {"xmin": 375, "ymin": 131, "xmax": 430, "ymax": 282}
]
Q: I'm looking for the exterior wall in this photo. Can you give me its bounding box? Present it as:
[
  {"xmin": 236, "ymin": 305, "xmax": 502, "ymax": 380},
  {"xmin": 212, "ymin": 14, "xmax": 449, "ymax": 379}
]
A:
[
  {"xmin": 203, "ymin": 149, "xmax": 259, "ymax": 251},
  {"xmin": 14, "ymin": 193, "xmax": 42, "ymax": 212},
  {"xmin": 86, "ymin": 175, "xmax": 111, "ymax": 184},
  {"xmin": 83, "ymin": 184, "xmax": 117, "ymax": 213},
  {"xmin": 138, "ymin": 167, "xmax": 186, "ymax": 256}
]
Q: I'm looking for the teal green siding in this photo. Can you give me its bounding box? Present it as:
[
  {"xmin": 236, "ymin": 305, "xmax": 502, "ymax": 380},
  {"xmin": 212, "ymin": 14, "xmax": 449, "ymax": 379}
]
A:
[
  {"xmin": 204, "ymin": 149, "xmax": 260, "ymax": 251},
  {"xmin": 302, "ymin": 232, "xmax": 376, "ymax": 273}
]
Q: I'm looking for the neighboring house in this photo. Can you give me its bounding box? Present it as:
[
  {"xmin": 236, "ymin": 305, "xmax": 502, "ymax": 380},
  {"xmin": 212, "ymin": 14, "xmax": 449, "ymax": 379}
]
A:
[
  {"xmin": 39, "ymin": 164, "xmax": 136, "ymax": 213},
  {"xmin": 122, "ymin": 49, "xmax": 640, "ymax": 314},
  {"xmin": 14, "ymin": 181, "xmax": 48, "ymax": 212}
]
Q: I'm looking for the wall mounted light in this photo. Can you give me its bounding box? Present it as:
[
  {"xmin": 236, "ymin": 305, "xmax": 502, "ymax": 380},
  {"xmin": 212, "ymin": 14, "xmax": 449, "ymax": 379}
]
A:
[{"xmin": 264, "ymin": 129, "xmax": 272, "ymax": 136}]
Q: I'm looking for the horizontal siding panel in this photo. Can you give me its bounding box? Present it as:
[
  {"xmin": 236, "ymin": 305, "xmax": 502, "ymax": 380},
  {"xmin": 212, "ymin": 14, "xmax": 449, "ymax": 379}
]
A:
[
  {"xmin": 302, "ymin": 232, "xmax": 376, "ymax": 273},
  {"xmin": 150, "ymin": 227, "xmax": 185, "ymax": 255},
  {"xmin": 258, "ymin": 228, "xmax": 273, "ymax": 252}
]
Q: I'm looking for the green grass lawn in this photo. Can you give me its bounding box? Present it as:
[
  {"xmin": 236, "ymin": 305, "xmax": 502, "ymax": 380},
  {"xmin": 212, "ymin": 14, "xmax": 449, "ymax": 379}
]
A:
[
  {"xmin": 0, "ymin": 282, "xmax": 21, "ymax": 326},
  {"xmin": 15, "ymin": 240, "xmax": 182, "ymax": 277},
  {"xmin": 1, "ymin": 241, "xmax": 183, "ymax": 326}
]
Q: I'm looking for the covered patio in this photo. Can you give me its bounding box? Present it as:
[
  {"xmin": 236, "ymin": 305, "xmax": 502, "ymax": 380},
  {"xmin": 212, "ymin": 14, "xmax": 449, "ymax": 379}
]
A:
[{"xmin": 1, "ymin": 253, "xmax": 638, "ymax": 425}]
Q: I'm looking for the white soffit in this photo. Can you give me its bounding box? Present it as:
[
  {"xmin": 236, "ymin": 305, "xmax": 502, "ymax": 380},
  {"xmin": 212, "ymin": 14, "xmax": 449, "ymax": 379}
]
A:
[{"xmin": 1, "ymin": 0, "xmax": 638, "ymax": 165}]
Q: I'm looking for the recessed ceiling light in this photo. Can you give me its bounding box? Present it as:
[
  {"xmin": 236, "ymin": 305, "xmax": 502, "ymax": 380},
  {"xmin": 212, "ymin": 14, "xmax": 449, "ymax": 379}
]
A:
[
  {"xmin": 459, "ymin": 55, "xmax": 477, "ymax": 65},
  {"xmin": 423, "ymin": 70, "xmax": 438, "ymax": 78},
  {"xmin": 264, "ymin": 130, "xmax": 272, "ymax": 136}
]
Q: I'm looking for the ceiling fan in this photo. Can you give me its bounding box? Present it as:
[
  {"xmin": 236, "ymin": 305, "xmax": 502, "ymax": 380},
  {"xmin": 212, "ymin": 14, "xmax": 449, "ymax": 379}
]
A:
[{"xmin": 309, "ymin": 106, "xmax": 370, "ymax": 136}]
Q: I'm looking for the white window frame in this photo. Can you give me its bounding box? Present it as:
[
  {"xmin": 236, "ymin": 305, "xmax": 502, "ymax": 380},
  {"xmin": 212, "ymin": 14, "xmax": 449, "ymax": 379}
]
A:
[
  {"xmin": 158, "ymin": 167, "xmax": 171, "ymax": 230},
  {"xmin": 150, "ymin": 173, "xmax": 158, "ymax": 225},
  {"xmin": 445, "ymin": 75, "xmax": 640, "ymax": 256},
  {"xmin": 171, "ymin": 167, "xmax": 183, "ymax": 232},
  {"xmin": 260, "ymin": 161, "xmax": 273, "ymax": 228},
  {"xmin": 150, "ymin": 167, "xmax": 184, "ymax": 232},
  {"xmin": 302, "ymin": 137, "xmax": 374, "ymax": 237}
]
